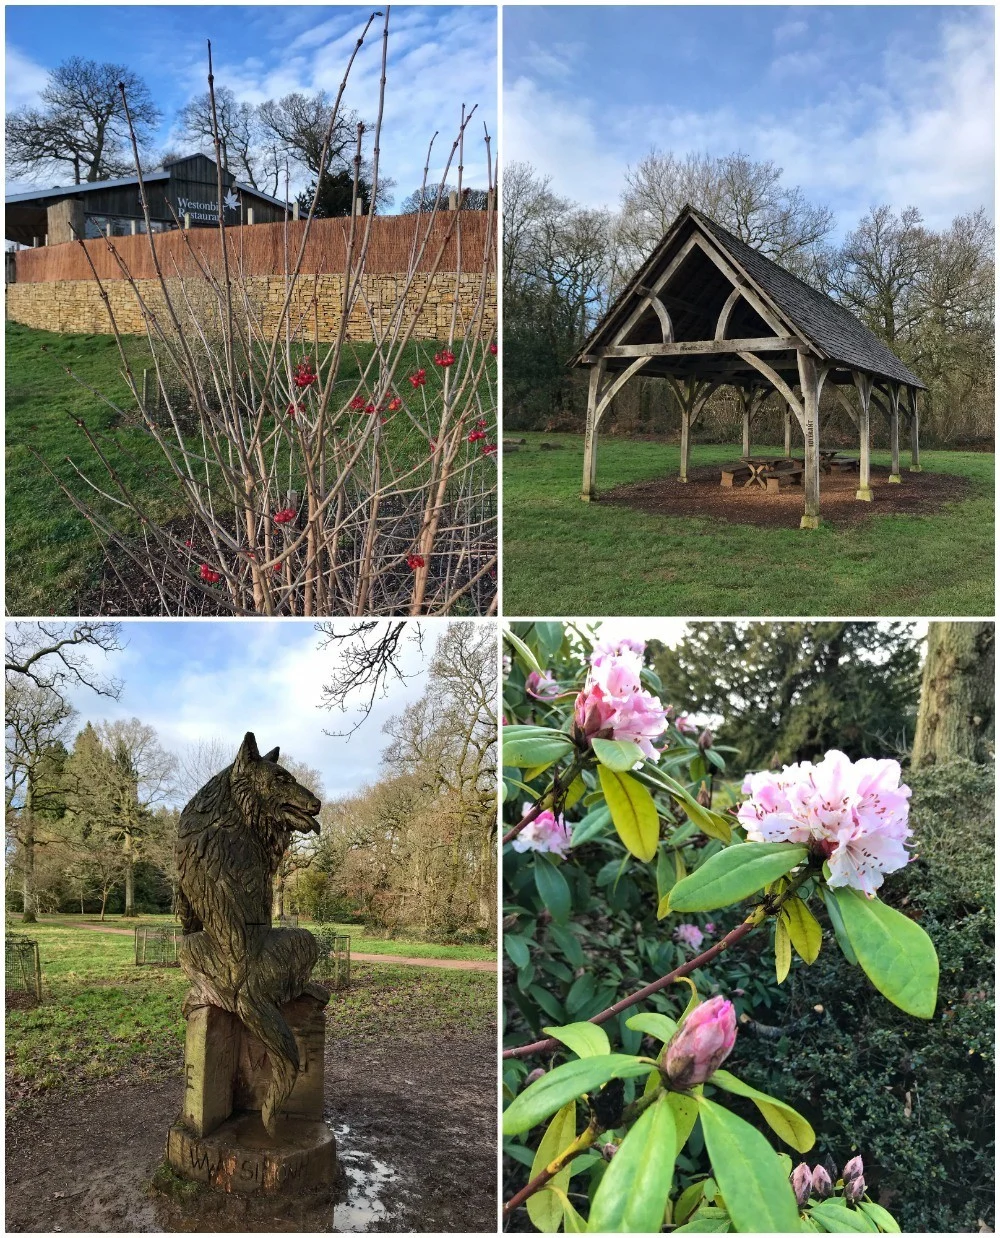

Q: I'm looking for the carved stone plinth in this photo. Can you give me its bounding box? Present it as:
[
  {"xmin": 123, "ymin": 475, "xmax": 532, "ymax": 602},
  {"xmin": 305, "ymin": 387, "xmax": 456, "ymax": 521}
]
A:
[{"xmin": 166, "ymin": 993, "xmax": 335, "ymax": 1196}]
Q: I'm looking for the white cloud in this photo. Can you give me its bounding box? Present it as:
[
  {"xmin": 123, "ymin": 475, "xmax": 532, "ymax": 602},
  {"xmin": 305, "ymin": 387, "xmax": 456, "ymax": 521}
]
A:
[
  {"xmin": 5, "ymin": 43, "xmax": 49, "ymax": 110},
  {"xmin": 504, "ymin": 10, "xmax": 993, "ymax": 233}
]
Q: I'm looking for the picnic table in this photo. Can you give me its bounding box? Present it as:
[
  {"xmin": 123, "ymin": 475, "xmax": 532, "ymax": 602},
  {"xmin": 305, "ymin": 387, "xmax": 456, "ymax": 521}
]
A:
[
  {"xmin": 819, "ymin": 449, "xmax": 860, "ymax": 473},
  {"xmin": 721, "ymin": 457, "xmax": 804, "ymax": 492}
]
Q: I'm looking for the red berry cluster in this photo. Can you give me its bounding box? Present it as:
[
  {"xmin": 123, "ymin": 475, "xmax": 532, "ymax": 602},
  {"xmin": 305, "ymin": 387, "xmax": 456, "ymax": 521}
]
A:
[
  {"xmin": 200, "ymin": 564, "xmax": 221, "ymax": 584},
  {"xmin": 273, "ymin": 508, "xmax": 296, "ymax": 524},
  {"xmin": 409, "ymin": 369, "xmax": 427, "ymax": 388},
  {"xmin": 434, "ymin": 349, "xmax": 456, "ymax": 368},
  {"xmin": 406, "ymin": 553, "xmax": 425, "ymax": 570},
  {"xmin": 293, "ymin": 357, "xmax": 317, "ymax": 389}
]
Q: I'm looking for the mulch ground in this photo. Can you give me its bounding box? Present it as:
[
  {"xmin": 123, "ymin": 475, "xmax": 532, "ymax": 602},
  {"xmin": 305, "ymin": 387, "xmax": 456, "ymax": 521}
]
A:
[
  {"xmin": 599, "ymin": 463, "xmax": 970, "ymax": 530},
  {"xmin": 5, "ymin": 1029, "xmax": 496, "ymax": 1233}
]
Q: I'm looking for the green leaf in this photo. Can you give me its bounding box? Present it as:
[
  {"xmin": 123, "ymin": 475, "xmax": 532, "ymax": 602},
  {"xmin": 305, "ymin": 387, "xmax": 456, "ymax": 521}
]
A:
[
  {"xmin": 534, "ymin": 857, "xmax": 571, "ymax": 923},
  {"xmin": 668, "ymin": 843, "xmax": 808, "ymax": 913},
  {"xmin": 775, "ymin": 916, "xmax": 791, "ymax": 983},
  {"xmin": 656, "ymin": 847, "xmax": 675, "ymax": 901},
  {"xmin": 645, "ymin": 766, "xmax": 731, "ymax": 842},
  {"xmin": 504, "ymin": 935, "xmax": 530, "ymax": 969},
  {"xmin": 711, "ymin": 1070, "xmax": 816, "ymax": 1153},
  {"xmin": 673, "ymin": 1179, "xmax": 707, "ymax": 1226},
  {"xmin": 673, "ymin": 1206, "xmax": 733, "ymax": 1232},
  {"xmin": 549, "ymin": 923, "xmax": 585, "ymax": 969},
  {"xmin": 809, "ymin": 1200, "xmax": 879, "ymax": 1232},
  {"xmin": 503, "ymin": 1055, "xmax": 655, "ymax": 1136},
  {"xmin": 542, "ymin": 1186, "xmax": 589, "ymax": 1233},
  {"xmin": 565, "ymin": 775, "xmax": 586, "ymax": 810},
  {"xmin": 667, "ymin": 1089, "xmax": 700, "ymax": 1156},
  {"xmin": 697, "ymin": 1096, "xmax": 803, "ymax": 1233},
  {"xmin": 571, "ymin": 804, "xmax": 612, "ymax": 846},
  {"xmin": 598, "ymin": 767, "xmax": 660, "ymax": 862},
  {"xmin": 858, "ymin": 1201, "xmax": 901, "ymax": 1233},
  {"xmin": 533, "ymin": 621, "xmax": 564, "ymax": 662},
  {"xmin": 782, "ymin": 896, "xmax": 823, "ymax": 964},
  {"xmin": 821, "ymin": 885, "xmax": 857, "ymax": 965},
  {"xmin": 526, "ymin": 1102, "xmax": 577, "ymax": 1233},
  {"xmin": 588, "ymin": 1094, "xmax": 677, "ymax": 1233},
  {"xmin": 542, "ymin": 1021, "xmax": 611, "ymax": 1060},
  {"xmin": 591, "ymin": 737, "xmax": 645, "ymax": 771},
  {"xmin": 505, "ymin": 628, "xmax": 543, "ymax": 674},
  {"xmin": 503, "ymin": 733, "xmax": 574, "ymax": 770},
  {"xmin": 831, "ymin": 887, "xmax": 939, "ymax": 1018},
  {"xmin": 625, "ymin": 1012, "xmax": 678, "ymax": 1043}
]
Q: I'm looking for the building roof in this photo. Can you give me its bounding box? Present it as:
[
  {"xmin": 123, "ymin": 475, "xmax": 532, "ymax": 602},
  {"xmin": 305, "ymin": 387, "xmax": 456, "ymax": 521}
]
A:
[{"xmin": 573, "ymin": 205, "xmax": 924, "ymax": 390}]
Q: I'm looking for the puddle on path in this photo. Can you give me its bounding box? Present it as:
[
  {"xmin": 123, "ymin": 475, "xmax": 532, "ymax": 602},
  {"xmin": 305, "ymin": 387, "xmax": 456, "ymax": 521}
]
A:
[{"xmin": 329, "ymin": 1122, "xmax": 408, "ymax": 1233}]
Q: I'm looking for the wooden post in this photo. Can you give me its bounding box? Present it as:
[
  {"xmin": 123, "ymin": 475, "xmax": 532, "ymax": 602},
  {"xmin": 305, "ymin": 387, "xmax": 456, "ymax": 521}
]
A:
[
  {"xmin": 247, "ymin": 207, "xmax": 255, "ymax": 225},
  {"xmin": 888, "ymin": 385, "xmax": 902, "ymax": 482},
  {"xmin": 581, "ymin": 362, "xmax": 604, "ymax": 501},
  {"xmin": 184, "ymin": 212, "xmax": 191, "ymax": 230},
  {"xmin": 908, "ymin": 387, "xmax": 921, "ymax": 472},
  {"xmin": 679, "ymin": 379, "xmax": 695, "ymax": 483},
  {"xmin": 784, "ymin": 403, "xmax": 792, "ymax": 456},
  {"xmin": 797, "ymin": 353, "xmax": 822, "ymax": 529},
  {"xmin": 741, "ymin": 389, "xmax": 750, "ymax": 457},
  {"xmin": 448, "ymin": 190, "xmax": 459, "ymax": 211},
  {"xmin": 293, "ymin": 201, "xmax": 300, "ymax": 221},
  {"xmin": 355, "ymin": 199, "xmax": 364, "ymax": 217},
  {"xmin": 853, "ymin": 372, "xmax": 873, "ymax": 501},
  {"xmin": 130, "ymin": 219, "xmax": 138, "ymax": 235}
]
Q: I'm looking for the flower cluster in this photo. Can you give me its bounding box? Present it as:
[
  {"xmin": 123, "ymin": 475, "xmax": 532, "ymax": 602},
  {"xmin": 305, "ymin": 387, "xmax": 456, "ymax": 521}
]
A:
[
  {"xmin": 738, "ymin": 750, "xmax": 912, "ymax": 897},
  {"xmin": 511, "ymin": 805, "xmax": 571, "ymax": 858},
  {"xmin": 673, "ymin": 923, "xmax": 705, "ymax": 951},
  {"xmin": 525, "ymin": 670, "xmax": 560, "ymax": 701},
  {"xmin": 293, "ymin": 357, "xmax": 317, "ymax": 389},
  {"xmin": 791, "ymin": 1156, "xmax": 864, "ymax": 1208},
  {"xmin": 434, "ymin": 349, "xmax": 455, "ymax": 367},
  {"xmin": 572, "ymin": 637, "xmax": 669, "ymax": 761}
]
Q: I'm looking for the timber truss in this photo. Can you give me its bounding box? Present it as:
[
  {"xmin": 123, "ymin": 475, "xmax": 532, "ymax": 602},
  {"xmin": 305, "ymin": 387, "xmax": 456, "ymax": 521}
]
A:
[{"xmin": 572, "ymin": 206, "xmax": 925, "ymax": 529}]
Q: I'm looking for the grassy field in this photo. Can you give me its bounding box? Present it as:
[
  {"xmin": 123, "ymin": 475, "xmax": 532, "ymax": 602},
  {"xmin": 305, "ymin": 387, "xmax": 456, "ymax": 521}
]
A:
[
  {"xmin": 5, "ymin": 922, "xmax": 495, "ymax": 1104},
  {"xmin": 31, "ymin": 913, "xmax": 495, "ymax": 961},
  {"xmin": 6, "ymin": 322, "xmax": 492, "ymax": 615},
  {"xmin": 503, "ymin": 432, "xmax": 994, "ymax": 616}
]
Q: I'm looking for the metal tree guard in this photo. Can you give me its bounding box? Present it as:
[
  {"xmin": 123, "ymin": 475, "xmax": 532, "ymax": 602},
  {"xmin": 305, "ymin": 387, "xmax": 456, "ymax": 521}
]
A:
[
  {"xmin": 6, "ymin": 935, "xmax": 42, "ymax": 1003},
  {"xmin": 134, "ymin": 925, "xmax": 181, "ymax": 966}
]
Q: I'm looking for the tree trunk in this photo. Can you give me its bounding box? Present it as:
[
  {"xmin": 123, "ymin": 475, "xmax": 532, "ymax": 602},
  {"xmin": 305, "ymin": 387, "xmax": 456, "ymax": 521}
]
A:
[
  {"xmin": 124, "ymin": 856, "xmax": 136, "ymax": 917},
  {"xmin": 911, "ymin": 622, "xmax": 995, "ymax": 768},
  {"xmin": 21, "ymin": 777, "xmax": 36, "ymax": 923},
  {"xmin": 100, "ymin": 886, "xmax": 109, "ymax": 921}
]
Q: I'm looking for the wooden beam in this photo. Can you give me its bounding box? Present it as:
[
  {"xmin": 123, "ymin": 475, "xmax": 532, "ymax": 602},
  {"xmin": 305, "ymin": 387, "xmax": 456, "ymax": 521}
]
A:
[
  {"xmin": 852, "ymin": 372, "xmax": 873, "ymax": 501},
  {"xmin": 715, "ymin": 287, "xmax": 742, "ymax": 340},
  {"xmin": 690, "ymin": 234, "xmax": 791, "ymax": 339},
  {"xmin": 887, "ymin": 385, "xmax": 902, "ymax": 482},
  {"xmin": 798, "ymin": 353, "xmax": 827, "ymax": 529},
  {"xmin": 736, "ymin": 351, "xmax": 805, "ymax": 428},
  {"xmin": 597, "ymin": 336, "xmax": 802, "ymax": 359},
  {"xmin": 581, "ymin": 360, "xmax": 605, "ymax": 501},
  {"xmin": 908, "ymin": 386, "xmax": 921, "ymax": 472},
  {"xmin": 595, "ymin": 356, "xmax": 650, "ymax": 424},
  {"xmin": 610, "ymin": 234, "xmax": 700, "ymax": 346}
]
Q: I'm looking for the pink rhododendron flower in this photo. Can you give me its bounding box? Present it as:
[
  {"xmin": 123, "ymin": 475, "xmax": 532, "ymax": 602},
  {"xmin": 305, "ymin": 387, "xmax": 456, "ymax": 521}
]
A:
[
  {"xmin": 738, "ymin": 750, "xmax": 912, "ymax": 898},
  {"xmin": 703, "ymin": 922, "xmax": 716, "ymax": 936},
  {"xmin": 512, "ymin": 805, "xmax": 571, "ymax": 858},
  {"xmin": 673, "ymin": 923, "xmax": 704, "ymax": 951},
  {"xmin": 663, "ymin": 996, "xmax": 736, "ymax": 1089},
  {"xmin": 674, "ymin": 714, "xmax": 696, "ymax": 735},
  {"xmin": 573, "ymin": 637, "xmax": 668, "ymax": 761},
  {"xmin": 525, "ymin": 670, "xmax": 560, "ymax": 701}
]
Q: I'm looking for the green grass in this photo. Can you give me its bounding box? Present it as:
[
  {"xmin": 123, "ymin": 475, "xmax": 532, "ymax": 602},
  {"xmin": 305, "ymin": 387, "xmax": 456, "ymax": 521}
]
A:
[
  {"xmin": 5, "ymin": 923, "xmax": 494, "ymax": 1104},
  {"xmin": 503, "ymin": 432, "xmax": 994, "ymax": 616},
  {"xmin": 32, "ymin": 912, "xmax": 495, "ymax": 961},
  {"xmin": 6, "ymin": 322, "xmax": 491, "ymax": 615}
]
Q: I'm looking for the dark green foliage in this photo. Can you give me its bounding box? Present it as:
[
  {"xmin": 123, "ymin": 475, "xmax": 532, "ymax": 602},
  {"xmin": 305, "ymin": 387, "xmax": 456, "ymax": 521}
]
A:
[
  {"xmin": 652, "ymin": 622, "xmax": 921, "ymax": 768},
  {"xmin": 733, "ymin": 761, "xmax": 994, "ymax": 1233},
  {"xmin": 296, "ymin": 169, "xmax": 372, "ymax": 218}
]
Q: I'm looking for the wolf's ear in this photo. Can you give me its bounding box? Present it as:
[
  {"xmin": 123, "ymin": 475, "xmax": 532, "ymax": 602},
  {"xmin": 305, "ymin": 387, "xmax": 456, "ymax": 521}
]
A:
[
  {"xmin": 233, "ymin": 732, "xmax": 260, "ymax": 778},
  {"xmin": 262, "ymin": 746, "xmax": 280, "ymax": 762}
]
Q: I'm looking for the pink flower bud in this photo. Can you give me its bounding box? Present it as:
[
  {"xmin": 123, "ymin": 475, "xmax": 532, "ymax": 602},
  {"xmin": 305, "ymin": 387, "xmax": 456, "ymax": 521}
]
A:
[
  {"xmin": 601, "ymin": 1142, "xmax": 618, "ymax": 1162},
  {"xmin": 573, "ymin": 684, "xmax": 615, "ymax": 740},
  {"xmin": 525, "ymin": 670, "xmax": 560, "ymax": 701},
  {"xmin": 662, "ymin": 996, "xmax": 737, "ymax": 1089},
  {"xmin": 525, "ymin": 1067, "xmax": 546, "ymax": 1085},
  {"xmin": 844, "ymin": 1173, "xmax": 866, "ymax": 1204},
  {"xmin": 791, "ymin": 1163, "xmax": 813, "ymax": 1207},
  {"xmin": 697, "ymin": 727, "xmax": 714, "ymax": 750},
  {"xmin": 810, "ymin": 1164, "xmax": 833, "ymax": 1199},
  {"xmin": 842, "ymin": 1155, "xmax": 864, "ymax": 1184}
]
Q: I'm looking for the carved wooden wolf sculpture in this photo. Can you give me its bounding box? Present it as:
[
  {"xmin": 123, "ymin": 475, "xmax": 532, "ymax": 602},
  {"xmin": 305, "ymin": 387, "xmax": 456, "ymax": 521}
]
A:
[{"xmin": 176, "ymin": 731, "xmax": 325, "ymax": 1136}]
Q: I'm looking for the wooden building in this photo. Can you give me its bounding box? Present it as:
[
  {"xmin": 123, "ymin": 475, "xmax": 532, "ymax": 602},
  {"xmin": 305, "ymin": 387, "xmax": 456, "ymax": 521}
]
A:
[
  {"xmin": 571, "ymin": 205, "xmax": 925, "ymax": 529},
  {"xmin": 5, "ymin": 154, "xmax": 288, "ymax": 247}
]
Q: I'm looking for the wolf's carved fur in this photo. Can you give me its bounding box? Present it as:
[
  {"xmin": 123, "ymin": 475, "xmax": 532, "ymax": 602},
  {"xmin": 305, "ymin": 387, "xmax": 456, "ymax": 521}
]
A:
[{"xmin": 176, "ymin": 732, "xmax": 324, "ymax": 1136}]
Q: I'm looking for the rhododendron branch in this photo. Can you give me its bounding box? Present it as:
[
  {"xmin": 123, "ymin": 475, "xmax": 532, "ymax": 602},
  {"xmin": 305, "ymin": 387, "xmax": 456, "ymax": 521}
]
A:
[
  {"xmin": 502, "ymin": 867, "xmax": 814, "ymax": 1060},
  {"xmin": 502, "ymin": 1119, "xmax": 600, "ymax": 1219},
  {"xmin": 501, "ymin": 759, "xmax": 581, "ymax": 845}
]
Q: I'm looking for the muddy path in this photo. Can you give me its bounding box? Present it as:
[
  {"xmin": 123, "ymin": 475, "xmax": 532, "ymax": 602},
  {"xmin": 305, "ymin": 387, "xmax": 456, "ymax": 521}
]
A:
[{"xmin": 5, "ymin": 1030, "xmax": 497, "ymax": 1233}]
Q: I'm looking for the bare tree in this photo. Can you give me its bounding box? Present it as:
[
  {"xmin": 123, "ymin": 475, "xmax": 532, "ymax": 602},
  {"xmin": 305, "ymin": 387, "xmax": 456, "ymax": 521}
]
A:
[
  {"xmin": 317, "ymin": 621, "xmax": 425, "ymax": 736},
  {"xmin": 257, "ymin": 90, "xmax": 359, "ymax": 182},
  {"xmin": 5, "ymin": 57, "xmax": 161, "ymax": 185},
  {"xmin": 6, "ymin": 621, "xmax": 124, "ymax": 703},
  {"xmin": 616, "ymin": 149, "xmax": 833, "ymax": 276},
  {"xmin": 175, "ymin": 736, "xmax": 236, "ymax": 801},
  {"xmin": 177, "ymin": 86, "xmax": 281, "ymax": 195}
]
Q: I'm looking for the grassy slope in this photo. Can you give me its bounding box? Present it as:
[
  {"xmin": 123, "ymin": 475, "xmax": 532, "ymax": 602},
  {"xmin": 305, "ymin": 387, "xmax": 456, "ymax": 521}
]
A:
[
  {"xmin": 6, "ymin": 923, "xmax": 495, "ymax": 1101},
  {"xmin": 6, "ymin": 322, "xmax": 489, "ymax": 615},
  {"xmin": 502, "ymin": 432, "xmax": 994, "ymax": 616}
]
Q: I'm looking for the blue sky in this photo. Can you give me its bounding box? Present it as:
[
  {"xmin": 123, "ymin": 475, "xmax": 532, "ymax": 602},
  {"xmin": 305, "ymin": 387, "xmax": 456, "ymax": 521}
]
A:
[
  {"xmin": 51, "ymin": 618, "xmax": 453, "ymax": 807},
  {"xmin": 504, "ymin": 5, "xmax": 994, "ymax": 235},
  {"xmin": 6, "ymin": 5, "xmax": 497, "ymax": 204}
]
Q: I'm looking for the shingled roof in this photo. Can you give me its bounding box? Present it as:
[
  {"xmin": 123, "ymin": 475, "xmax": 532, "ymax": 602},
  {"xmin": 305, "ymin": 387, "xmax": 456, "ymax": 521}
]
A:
[{"xmin": 573, "ymin": 205, "xmax": 925, "ymax": 390}]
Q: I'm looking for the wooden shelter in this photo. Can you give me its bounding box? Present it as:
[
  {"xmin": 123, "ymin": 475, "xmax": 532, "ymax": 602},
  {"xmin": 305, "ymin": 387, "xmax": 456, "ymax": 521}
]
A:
[{"xmin": 570, "ymin": 205, "xmax": 925, "ymax": 528}]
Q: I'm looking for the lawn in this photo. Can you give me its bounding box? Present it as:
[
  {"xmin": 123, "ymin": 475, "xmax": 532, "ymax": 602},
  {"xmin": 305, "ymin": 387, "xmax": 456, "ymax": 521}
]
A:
[
  {"xmin": 5, "ymin": 922, "xmax": 495, "ymax": 1105},
  {"xmin": 502, "ymin": 432, "xmax": 994, "ymax": 616},
  {"xmin": 5, "ymin": 321, "xmax": 493, "ymax": 616}
]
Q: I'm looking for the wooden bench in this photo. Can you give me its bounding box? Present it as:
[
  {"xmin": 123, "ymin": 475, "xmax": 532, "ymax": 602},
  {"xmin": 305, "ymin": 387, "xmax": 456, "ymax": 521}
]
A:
[
  {"xmin": 827, "ymin": 455, "xmax": 859, "ymax": 473},
  {"xmin": 765, "ymin": 465, "xmax": 804, "ymax": 492},
  {"xmin": 721, "ymin": 465, "xmax": 751, "ymax": 488}
]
